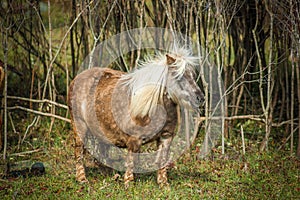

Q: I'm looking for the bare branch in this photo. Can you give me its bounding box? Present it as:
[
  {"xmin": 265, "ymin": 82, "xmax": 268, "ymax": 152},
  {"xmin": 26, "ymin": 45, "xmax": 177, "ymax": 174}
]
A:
[
  {"xmin": 7, "ymin": 96, "xmax": 68, "ymax": 109},
  {"xmin": 7, "ymin": 106, "xmax": 70, "ymax": 123}
]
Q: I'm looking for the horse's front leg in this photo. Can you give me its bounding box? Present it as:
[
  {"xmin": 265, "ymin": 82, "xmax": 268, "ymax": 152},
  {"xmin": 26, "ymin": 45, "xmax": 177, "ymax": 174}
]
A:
[
  {"xmin": 124, "ymin": 150, "xmax": 134, "ymax": 188},
  {"xmin": 124, "ymin": 137, "xmax": 141, "ymax": 188},
  {"xmin": 74, "ymin": 133, "xmax": 88, "ymax": 183},
  {"xmin": 156, "ymin": 132, "xmax": 173, "ymax": 187}
]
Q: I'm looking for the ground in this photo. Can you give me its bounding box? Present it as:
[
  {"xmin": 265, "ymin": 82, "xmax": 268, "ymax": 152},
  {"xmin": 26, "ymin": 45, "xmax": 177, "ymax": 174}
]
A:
[{"xmin": 0, "ymin": 120, "xmax": 299, "ymax": 199}]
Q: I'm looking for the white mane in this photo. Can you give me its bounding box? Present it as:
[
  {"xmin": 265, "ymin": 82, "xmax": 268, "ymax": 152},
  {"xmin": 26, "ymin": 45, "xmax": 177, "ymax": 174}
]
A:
[{"xmin": 121, "ymin": 44, "xmax": 198, "ymax": 118}]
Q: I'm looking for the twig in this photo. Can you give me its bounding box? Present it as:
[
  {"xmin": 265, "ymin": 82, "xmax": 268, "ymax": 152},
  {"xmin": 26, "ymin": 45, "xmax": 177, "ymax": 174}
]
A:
[
  {"xmin": 0, "ymin": 148, "xmax": 42, "ymax": 157},
  {"xmin": 199, "ymin": 115, "xmax": 264, "ymax": 121},
  {"xmin": 135, "ymin": 0, "xmax": 145, "ymax": 69},
  {"xmin": 7, "ymin": 96, "xmax": 68, "ymax": 109},
  {"xmin": 8, "ymin": 112, "xmax": 21, "ymax": 148},
  {"xmin": 8, "ymin": 112, "xmax": 17, "ymax": 134},
  {"xmin": 296, "ymin": 43, "xmax": 300, "ymax": 158},
  {"xmin": 289, "ymin": 0, "xmax": 295, "ymax": 155},
  {"xmin": 7, "ymin": 106, "xmax": 71, "ymax": 123},
  {"xmin": 191, "ymin": 113, "xmax": 201, "ymax": 147},
  {"xmin": 195, "ymin": 3, "xmax": 210, "ymax": 156},
  {"xmin": 241, "ymin": 125, "xmax": 245, "ymax": 155},
  {"xmin": 272, "ymin": 119, "xmax": 299, "ymax": 127},
  {"xmin": 3, "ymin": 28, "xmax": 8, "ymax": 160},
  {"xmin": 184, "ymin": 109, "xmax": 190, "ymax": 154},
  {"xmin": 278, "ymin": 127, "xmax": 299, "ymax": 150},
  {"xmin": 21, "ymin": 116, "xmax": 37, "ymax": 144},
  {"xmin": 198, "ymin": 115, "xmax": 298, "ymax": 127}
]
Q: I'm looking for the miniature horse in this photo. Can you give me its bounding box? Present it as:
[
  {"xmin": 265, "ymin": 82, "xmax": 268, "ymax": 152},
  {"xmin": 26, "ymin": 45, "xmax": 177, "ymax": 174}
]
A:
[{"xmin": 68, "ymin": 46, "xmax": 204, "ymax": 187}]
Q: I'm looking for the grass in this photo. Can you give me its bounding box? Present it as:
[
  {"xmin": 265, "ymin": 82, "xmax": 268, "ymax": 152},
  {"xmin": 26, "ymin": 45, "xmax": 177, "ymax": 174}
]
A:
[{"xmin": 0, "ymin": 120, "xmax": 299, "ymax": 199}]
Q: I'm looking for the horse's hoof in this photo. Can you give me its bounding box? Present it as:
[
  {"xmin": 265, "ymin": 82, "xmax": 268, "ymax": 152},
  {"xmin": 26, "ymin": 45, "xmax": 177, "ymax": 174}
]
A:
[
  {"xmin": 112, "ymin": 173, "xmax": 121, "ymax": 181},
  {"xmin": 77, "ymin": 177, "xmax": 89, "ymax": 184},
  {"xmin": 159, "ymin": 182, "xmax": 170, "ymax": 190},
  {"xmin": 124, "ymin": 171, "xmax": 134, "ymax": 188},
  {"xmin": 124, "ymin": 181, "xmax": 133, "ymax": 189}
]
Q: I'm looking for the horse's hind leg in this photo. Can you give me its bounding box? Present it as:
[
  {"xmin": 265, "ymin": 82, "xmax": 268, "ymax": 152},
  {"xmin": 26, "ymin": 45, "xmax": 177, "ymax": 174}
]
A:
[
  {"xmin": 156, "ymin": 132, "xmax": 173, "ymax": 187},
  {"xmin": 124, "ymin": 136, "xmax": 141, "ymax": 188},
  {"xmin": 74, "ymin": 129, "xmax": 88, "ymax": 183}
]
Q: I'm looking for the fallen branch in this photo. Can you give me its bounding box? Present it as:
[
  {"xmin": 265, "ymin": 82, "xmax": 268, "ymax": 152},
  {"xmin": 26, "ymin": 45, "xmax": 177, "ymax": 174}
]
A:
[{"xmin": 7, "ymin": 106, "xmax": 70, "ymax": 123}]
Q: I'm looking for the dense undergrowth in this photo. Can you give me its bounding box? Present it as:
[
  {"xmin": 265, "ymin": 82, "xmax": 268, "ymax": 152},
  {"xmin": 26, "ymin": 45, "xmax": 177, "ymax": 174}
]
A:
[{"xmin": 0, "ymin": 117, "xmax": 299, "ymax": 199}]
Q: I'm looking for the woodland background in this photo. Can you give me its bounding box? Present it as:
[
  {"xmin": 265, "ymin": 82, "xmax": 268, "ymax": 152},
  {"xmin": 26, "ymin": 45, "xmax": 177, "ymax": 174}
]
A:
[{"xmin": 0, "ymin": 0, "xmax": 299, "ymax": 199}]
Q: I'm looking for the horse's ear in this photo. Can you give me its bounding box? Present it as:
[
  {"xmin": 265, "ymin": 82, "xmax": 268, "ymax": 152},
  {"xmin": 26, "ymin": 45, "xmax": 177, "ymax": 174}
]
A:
[{"xmin": 166, "ymin": 54, "xmax": 176, "ymax": 65}]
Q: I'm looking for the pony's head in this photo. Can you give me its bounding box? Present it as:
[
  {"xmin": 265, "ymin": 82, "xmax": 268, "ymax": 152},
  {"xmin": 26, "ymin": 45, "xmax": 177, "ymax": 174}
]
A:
[{"xmin": 164, "ymin": 48, "xmax": 204, "ymax": 113}]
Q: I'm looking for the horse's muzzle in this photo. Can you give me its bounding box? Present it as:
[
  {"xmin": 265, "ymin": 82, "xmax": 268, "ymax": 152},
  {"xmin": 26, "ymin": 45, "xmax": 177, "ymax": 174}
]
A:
[{"xmin": 196, "ymin": 90, "xmax": 205, "ymax": 107}]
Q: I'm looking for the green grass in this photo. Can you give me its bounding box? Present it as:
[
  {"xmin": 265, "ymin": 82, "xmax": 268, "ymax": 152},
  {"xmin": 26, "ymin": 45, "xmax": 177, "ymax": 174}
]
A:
[{"xmin": 0, "ymin": 121, "xmax": 299, "ymax": 199}]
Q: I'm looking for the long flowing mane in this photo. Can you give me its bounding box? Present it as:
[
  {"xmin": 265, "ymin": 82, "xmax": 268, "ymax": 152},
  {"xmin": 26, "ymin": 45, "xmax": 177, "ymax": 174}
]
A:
[{"xmin": 121, "ymin": 44, "xmax": 198, "ymax": 118}]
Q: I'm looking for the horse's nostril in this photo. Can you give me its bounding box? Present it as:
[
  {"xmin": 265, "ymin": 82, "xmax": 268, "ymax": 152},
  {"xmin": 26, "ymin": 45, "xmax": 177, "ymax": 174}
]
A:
[
  {"xmin": 197, "ymin": 96, "xmax": 202, "ymax": 103},
  {"xmin": 196, "ymin": 96, "xmax": 205, "ymax": 106}
]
